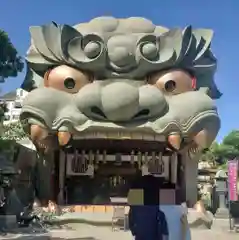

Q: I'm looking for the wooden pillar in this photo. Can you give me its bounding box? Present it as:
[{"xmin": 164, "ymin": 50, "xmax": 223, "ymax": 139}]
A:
[
  {"xmin": 182, "ymin": 152, "xmax": 199, "ymax": 207},
  {"xmin": 52, "ymin": 150, "xmax": 59, "ymax": 202},
  {"xmin": 34, "ymin": 151, "xmax": 55, "ymax": 205},
  {"xmin": 57, "ymin": 150, "xmax": 66, "ymax": 205},
  {"xmin": 171, "ymin": 153, "xmax": 178, "ymax": 184}
]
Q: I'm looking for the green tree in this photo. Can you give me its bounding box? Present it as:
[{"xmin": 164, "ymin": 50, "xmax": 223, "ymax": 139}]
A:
[
  {"xmin": 199, "ymin": 130, "xmax": 239, "ymax": 166},
  {"xmin": 0, "ymin": 30, "xmax": 24, "ymax": 131},
  {"xmin": 0, "ymin": 101, "xmax": 7, "ymax": 121},
  {"xmin": 0, "ymin": 30, "xmax": 24, "ymax": 81},
  {"xmin": 0, "ymin": 121, "xmax": 27, "ymax": 141},
  {"xmin": 215, "ymin": 130, "xmax": 239, "ymax": 160},
  {"xmin": 0, "ymin": 121, "xmax": 27, "ymax": 159},
  {"xmin": 199, "ymin": 142, "xmax": 221, "ymax": 166}
]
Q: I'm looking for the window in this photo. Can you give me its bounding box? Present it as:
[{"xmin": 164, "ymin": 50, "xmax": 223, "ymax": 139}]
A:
[{"xmin": 14, "ymin": 101, "xmax": 22, "ymax": 108}]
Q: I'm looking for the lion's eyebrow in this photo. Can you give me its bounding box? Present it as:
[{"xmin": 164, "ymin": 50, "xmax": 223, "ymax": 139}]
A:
[{"xmin": 22, "ymin": 17, "xmax": 220, "ymax": 99}]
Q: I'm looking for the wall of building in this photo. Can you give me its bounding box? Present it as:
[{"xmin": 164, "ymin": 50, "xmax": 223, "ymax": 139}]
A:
[{"xmin": 3, "ymin": 88, "xmax": 28, "ymax": 124}]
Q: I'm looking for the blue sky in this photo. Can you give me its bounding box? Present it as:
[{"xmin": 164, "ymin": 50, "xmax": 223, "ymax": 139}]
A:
[{"xmin": 0, "ymin": 0, "xmax": 238, "ymax": 142}]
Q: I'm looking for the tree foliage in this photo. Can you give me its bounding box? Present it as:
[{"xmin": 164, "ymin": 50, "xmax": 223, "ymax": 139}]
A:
[
  {"xmin": 216, "ymin": 130, "xmax": 239, "ymax": 160},
  {"xmin": 0, "ymin": 101, "xmax": 8, "ymax": 121},
  {"xmin": 0, "ymin": 121, "xmax": 27, "ymax": 152},
  {"xmin": 200, "ymin": 142, "xmax": 221, "ymax": 164},
  {"xmin": 1, "ymin": 121, "xmax": 27, "ymax": 140},
  {"xmin": 199, "ymin": 130, "xmax": 239, "ymax": 166},
  {"xmin": 0, "ymin": 30, "xmax": 24, "ymax": 81}
]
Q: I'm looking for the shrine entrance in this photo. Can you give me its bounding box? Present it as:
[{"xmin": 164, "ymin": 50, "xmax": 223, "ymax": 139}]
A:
[
  {"xmin": 65, "ymin": 165, "xmax": 138, "ymax": 205},
  {"xmin": 54, "ymin": 147, "xmax": 185, "ymax": 206},
  {"xmin": 65, "ymin": 176, "xmax": 135, "ymax": 205}
]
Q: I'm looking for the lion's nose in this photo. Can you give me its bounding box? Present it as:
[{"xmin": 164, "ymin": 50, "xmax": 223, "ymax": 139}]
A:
[
  {"xmin": 76, "ymin": 81, "xmax": 167, "ymax": 122},
  {"xmin": 100, "ymin": 82, "xmax": 139, "ymax": 121}
]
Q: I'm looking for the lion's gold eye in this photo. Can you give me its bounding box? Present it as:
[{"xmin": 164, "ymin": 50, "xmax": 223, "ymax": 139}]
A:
[
  {"xmin": 148, "ymin": 70, "xmax": 195, "ymax": 95},
  {"xmin": 44, "ymin": 65, "xmax": 93, "ymax": 94}
]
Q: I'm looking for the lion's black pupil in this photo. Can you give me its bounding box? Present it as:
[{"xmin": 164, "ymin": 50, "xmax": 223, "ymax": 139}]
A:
[
  {"xmin": 64, "ymin": 77, "xmax": 75, "ymax": 89},
  {"xmin": 165, "ymin": 80, "xmax": 176, "ymax": 92}
]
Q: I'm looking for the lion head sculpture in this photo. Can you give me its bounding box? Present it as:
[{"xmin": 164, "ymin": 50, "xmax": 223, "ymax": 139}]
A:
[{"xmin": 20, "ymin": 16, "xmax": 221, "ymax": 156}]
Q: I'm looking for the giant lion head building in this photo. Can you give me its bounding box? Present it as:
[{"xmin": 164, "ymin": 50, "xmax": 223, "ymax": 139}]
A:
[{"xmin": 20, "ymin": 17, "xmax": 221, "ymax": 215}]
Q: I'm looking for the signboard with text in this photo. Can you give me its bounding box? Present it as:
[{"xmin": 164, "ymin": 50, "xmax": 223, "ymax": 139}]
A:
[{"xmin": 228, "ymin": 160, "xmax": 238, "ymax": 201}]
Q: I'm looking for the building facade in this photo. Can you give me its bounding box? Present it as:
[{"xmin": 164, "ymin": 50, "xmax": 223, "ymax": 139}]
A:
[{"xmin": 0, "ymin": 88, "xmax": 28, "ymax": 124}]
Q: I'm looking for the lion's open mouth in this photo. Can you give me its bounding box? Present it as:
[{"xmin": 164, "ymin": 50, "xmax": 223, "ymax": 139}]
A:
[
  {"xmin": 32, "ymin": 127, "xmax": 191, "ymax": 158},
  {"xmin": 68, "ymin": 139, "xmax": 171, "ymax": 155},
  {"xmin": 23, "ymin": 108, "xmax": 220, "ymax": 158},
  {"xmin": 70, "ymin": 130, "xmax": 169, "ymax": 153}
]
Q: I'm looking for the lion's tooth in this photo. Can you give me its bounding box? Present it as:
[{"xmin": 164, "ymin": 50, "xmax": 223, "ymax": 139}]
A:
[
  {"xmin": 154, "ymin": 135, "xmax": 165, "ymax": 142},
  {"xmin": 58, "ymin": 131, "xmax": 71, "ymax": 146},
  {"xmin": 30, "ymin": 125, "xmax": 48, "ymax": 141},
  {"xmin": 131, "ymin": 133, "xmax": 143, "ymax": 140},
  {"xmin": 120, "ymin": 132, "xmax": 131, "ymax": 139},
  {"xmin": 96, "ymin": 132, "xmax": 107, "ymax": 138},
  {"xmin": 143, "ymin": 134, "xmax": 154, "ymax": 141},
  {"xmin": 193, "ymin": 129, "xmax": 209, "ymax": 149},
  {"xmin": 168, "ymin": 133, "xmax": 182, "ymax": 150},
  {"xmin": 74, "ymin": 133, "xmax": 85, "ymax": 139},
  {"xmin": 107, "ymin": 132, "xmax": 120, "ymax": 139},
  {"xmin": 84, "ymin": 132, "xmax": 96, "ymax": 139}
]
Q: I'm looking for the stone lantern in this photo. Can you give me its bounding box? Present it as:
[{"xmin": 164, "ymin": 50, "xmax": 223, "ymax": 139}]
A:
[{"xmin": 214, "ymin": 169, "xmax": 229, "ymax": 218}]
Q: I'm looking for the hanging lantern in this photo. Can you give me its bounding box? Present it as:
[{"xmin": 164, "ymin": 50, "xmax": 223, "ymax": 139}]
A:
[
  {"xmin": 80, "ymin": 150, "xmax": 87, "ymax": 173},
  {"xmin": 130, "ymin": 151, "xmax": 135, "ymax": 165},
  {"xmin": 152, "ymin": 151, "xmax": 156, "ymax": 166},
  {"xmin": 144, "ymin": 152, "xmax": 148, "ymax": 165},
  {"xmin": 89, "ymin": 150, "xmax": 94, "ymax": 165},
  {"xmin": 137, "ymin": 152, "xmax": 142, "ymax": 168},
  {"xmin": 103, "ymin": 150, "xmax": 107, "ymax": 164},
  {"xmin": 148, "ymin": 152, "xmax": 164, "ymax": 175},
  {"xmin": 95, "ymin": 150, "xmax": 100, "ymax": 164},
  {"xmin": 71, "ymin": 150, "xmax": 78, "ymax": 172},
  {"xmin": 115, "ymin": 153, "xmax": 122, "ymax": 165}
]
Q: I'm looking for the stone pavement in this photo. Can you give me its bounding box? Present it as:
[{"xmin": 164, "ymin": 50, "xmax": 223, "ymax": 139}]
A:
[
  {"xmin": 191, "ymin": 230, "xmax": 238, "ymax": 240},
  {"xmin": 191, "ymin": 218, "xmax": 238, "ymax": 240},
  {"xmin": 1, "ymin": 213, "xmax": 239, "ymax": 239},
  {"xmin": 1, "ymin": 222, "xmax": 239, "ymax": 240}
]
